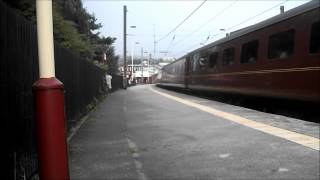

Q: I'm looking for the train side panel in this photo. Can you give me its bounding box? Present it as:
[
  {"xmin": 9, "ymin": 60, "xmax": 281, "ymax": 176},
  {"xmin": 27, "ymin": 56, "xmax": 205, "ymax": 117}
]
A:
[
  {"xmin": 159, "ymin": 58, "xmax": 186, "ymax": 88},
  {"xmin": 186, "ymin": 6, "xmax": 320, "ymax": 102}
]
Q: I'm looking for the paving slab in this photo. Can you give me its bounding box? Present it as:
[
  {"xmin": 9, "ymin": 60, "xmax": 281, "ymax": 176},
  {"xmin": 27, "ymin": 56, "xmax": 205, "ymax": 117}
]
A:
[{"xmin": 69, "ymin": 91, "xmax": 139, "ymax": 180}]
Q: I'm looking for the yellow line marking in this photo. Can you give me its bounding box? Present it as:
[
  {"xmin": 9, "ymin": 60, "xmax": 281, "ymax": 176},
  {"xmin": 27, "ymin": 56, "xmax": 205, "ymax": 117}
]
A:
[{"xmin": 150, "ymin": 86, "xmax": 320, "ymax": 151}]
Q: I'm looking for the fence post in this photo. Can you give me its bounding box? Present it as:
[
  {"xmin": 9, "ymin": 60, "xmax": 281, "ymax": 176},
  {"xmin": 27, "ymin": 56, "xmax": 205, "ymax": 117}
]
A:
[{"xmin": 32, "ymin": 0, "xmax": 69, "ymax": 179}]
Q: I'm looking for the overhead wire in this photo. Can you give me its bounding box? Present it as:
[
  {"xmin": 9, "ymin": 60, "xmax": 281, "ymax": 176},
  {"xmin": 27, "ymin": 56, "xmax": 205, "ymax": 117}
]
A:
[
  {"xmin": 127, "ymin": 2, "xmax": 206, "ymax": 56},
  {"xmin": 174, "ymin": 0, "xmax": 290, "ymax": 58},
  {"xmin": 170, "ymin": 0, "xmax": 238, "ymax": 50},
  {"xmin": 165, "ymin": 35, "xmax": 176, "ymax": 56},
  {"xmin": 156, "ymin": 0, "xmax": 207, "ymax": 43},
  {"xmin": 225, "ymin": 0, "xmax": 289, "ymax": 32}
]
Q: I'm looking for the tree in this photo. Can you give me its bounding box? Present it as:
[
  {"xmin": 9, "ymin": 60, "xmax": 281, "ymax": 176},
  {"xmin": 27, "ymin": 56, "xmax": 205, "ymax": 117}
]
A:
[
  {"xmin": 52, "ymin": 1, "xmax": 92, "ymax": 56},
  {"xmin": 3, "ymin": 0, "xmax": 119, "ymax": 72}
]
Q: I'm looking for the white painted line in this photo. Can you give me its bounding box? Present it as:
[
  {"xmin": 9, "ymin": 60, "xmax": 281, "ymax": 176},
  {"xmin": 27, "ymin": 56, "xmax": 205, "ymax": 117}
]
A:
[{"xmin": 150, "ymin": 87, "xmax": 320, "ymax": 151}]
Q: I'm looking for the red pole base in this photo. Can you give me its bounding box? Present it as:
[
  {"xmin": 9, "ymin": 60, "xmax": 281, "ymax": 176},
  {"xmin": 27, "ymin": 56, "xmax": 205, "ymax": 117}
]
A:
[{"xmin": 33, "ymin": 77, "xmax": 69, "ymax": 180}]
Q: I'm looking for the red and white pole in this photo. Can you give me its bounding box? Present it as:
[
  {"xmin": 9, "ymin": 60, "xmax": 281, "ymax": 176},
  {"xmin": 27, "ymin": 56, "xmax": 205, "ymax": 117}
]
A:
[{"xmin": 33, "ymin": 0, "xmax": 69, "ymax": 179}]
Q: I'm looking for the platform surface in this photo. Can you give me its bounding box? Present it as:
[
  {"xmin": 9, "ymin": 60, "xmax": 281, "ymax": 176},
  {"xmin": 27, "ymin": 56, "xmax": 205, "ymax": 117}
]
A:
[{"xmin": 69, "ymin": 84, "xmax": 319, "ymax": 180}]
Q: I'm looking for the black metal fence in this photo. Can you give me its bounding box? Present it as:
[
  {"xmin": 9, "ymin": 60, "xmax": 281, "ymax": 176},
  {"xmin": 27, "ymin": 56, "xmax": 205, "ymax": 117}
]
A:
[
  {"xmin": 55, "ymin": 44, "xmax": 107, "ymax": 128},
  {"xmin": 111, "ymin": 74, "xmax": 124, "ymax": 91},
  {"xmin": 0, "ymin": 1, "xmax": 119, "ymax": 179}
]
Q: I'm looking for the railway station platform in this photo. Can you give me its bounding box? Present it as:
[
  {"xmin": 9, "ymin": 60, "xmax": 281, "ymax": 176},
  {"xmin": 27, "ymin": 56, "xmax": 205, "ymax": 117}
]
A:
[{"xmin": 68, "ymin": 84, "xmax": 319, "ymax": 180}]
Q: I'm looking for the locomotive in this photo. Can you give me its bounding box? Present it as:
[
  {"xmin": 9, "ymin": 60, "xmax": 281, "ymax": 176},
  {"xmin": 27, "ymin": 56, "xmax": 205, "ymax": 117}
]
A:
[{"xmin": 158, "ymin": 0, "xmax": 320, "ymax": 103}]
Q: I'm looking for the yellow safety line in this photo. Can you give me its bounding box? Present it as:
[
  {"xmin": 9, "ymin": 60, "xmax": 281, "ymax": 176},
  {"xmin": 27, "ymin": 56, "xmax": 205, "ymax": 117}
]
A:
[{"xmin": 150, "ymin": 87, "xmax": 320, "ymax": 151}]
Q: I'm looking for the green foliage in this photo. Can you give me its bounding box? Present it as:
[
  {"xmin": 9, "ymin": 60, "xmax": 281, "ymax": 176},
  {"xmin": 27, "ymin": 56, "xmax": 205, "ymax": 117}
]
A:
[
  {"xmin": 87, "ymin": 12, "xmax": 102, "ymax": 31},
  {"xmin": 4, "ymin": 0, "xmax": 119, "ymax": 73},
  {"xmin": 52, "ymin": 2, "xmax": 91, "ymax": 56},
  {"xmin": 107, "ymin": 55, "xmax": 120, "ymax": 74},
  {"xmin": 18, "ymin": 0, "xmax": 36, "ymax": 22}
]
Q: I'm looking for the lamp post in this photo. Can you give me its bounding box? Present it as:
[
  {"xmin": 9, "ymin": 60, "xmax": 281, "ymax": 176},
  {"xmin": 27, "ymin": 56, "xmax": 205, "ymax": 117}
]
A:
[
  {"xmin": 33, "ymin": 0, "xmax": 69, "ymax": 179},
  {"xmin": 147, "ymin": 53, "xmax": 151, "ymax": 83},
  {"xmin": 131, "ymin": 41, "xmax": 139, "ymax": 82},
  {"xmin": 148, "ymin": 53, "xmax": 150, "ymax": 77},
  {"xmin": 140, "ymin": 47, "xmax": 143, "ymax": 83},
  {"xmin": 128, "ymin": 25, "xmax": 137, "ymax": 83},
  {"xmin": 140, "ymin": 51, "xmax": 152, "ymax": 83},
  {"xmin": 123, "ymin": 5, "xmax": 127, "ymax": 89}
]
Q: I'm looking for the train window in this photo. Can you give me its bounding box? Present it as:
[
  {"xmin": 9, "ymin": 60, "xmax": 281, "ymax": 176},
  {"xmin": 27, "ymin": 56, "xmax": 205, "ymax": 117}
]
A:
[
  {"xmin": 241, "ymin": 40, "xmax": 259, "ymax": 64},
  {"xmin": 199, "ymin": 57, "xmax": 208, "ymax": 69},
  {"xmin": 268, "ymin": 29, "xmax": 295, "ymax": 59},
  {"xmin": 309, "ymin": 21, "xmax": 320, "ymax": 54},
  {"xmin": 222, "ymin": 48, "xmax": 235, "ymax": 66},
  {"xmin": 209, "ymin": 52, "xmax": 218, "ymax": 68}
]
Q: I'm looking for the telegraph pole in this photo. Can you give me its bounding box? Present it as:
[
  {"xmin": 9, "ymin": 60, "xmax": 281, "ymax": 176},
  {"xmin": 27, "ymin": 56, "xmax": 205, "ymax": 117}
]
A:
[{"xmin": 123, "ymin": 5, "xmax": 127, "ymax": 89}]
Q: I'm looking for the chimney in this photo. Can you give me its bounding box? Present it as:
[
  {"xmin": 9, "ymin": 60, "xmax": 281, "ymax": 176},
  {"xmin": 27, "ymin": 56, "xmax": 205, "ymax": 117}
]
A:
[{"xmin": 280, "ymin": 6, "xmax": 284, "ymax": 14}]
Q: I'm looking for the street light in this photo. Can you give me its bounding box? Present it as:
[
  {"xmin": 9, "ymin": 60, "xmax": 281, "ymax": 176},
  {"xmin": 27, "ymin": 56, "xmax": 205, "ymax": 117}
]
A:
[
  {"xmin": 143, "ymin": 52, "xmax": 148, "ymax": 72},
  {"xmin": 144, "ymin": 52, "xmax": 151, "ymax": 81},
  {"xmin": 122, "ymin": 5, "xmax": 135, "ymax": 88},
  {"xmin": 131, "ymin": 41, "xmax": 139, "ymax": 82},
  {"xmin": 128, "ymin": 25, "xmax": 136, "ymax": 84},
  {"xmin": 140, "ymin": 48, "xmax": 144, "ymax": 82},
  {"xmin": 123, "ymin": 6, "xmax": 128, "ymax": 89}
]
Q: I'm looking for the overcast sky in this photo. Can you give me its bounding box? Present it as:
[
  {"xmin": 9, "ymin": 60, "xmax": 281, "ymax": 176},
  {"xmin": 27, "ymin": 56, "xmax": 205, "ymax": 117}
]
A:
[{"xmin": 83, "ymin": 0, "xmax": 310, "ymax": 59}]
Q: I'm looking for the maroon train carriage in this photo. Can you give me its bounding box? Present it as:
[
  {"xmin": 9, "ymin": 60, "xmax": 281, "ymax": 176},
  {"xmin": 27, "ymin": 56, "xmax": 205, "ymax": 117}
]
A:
[{"xmin": 158, "ymin": 0, "xmax": 320, "ymax": 103}]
